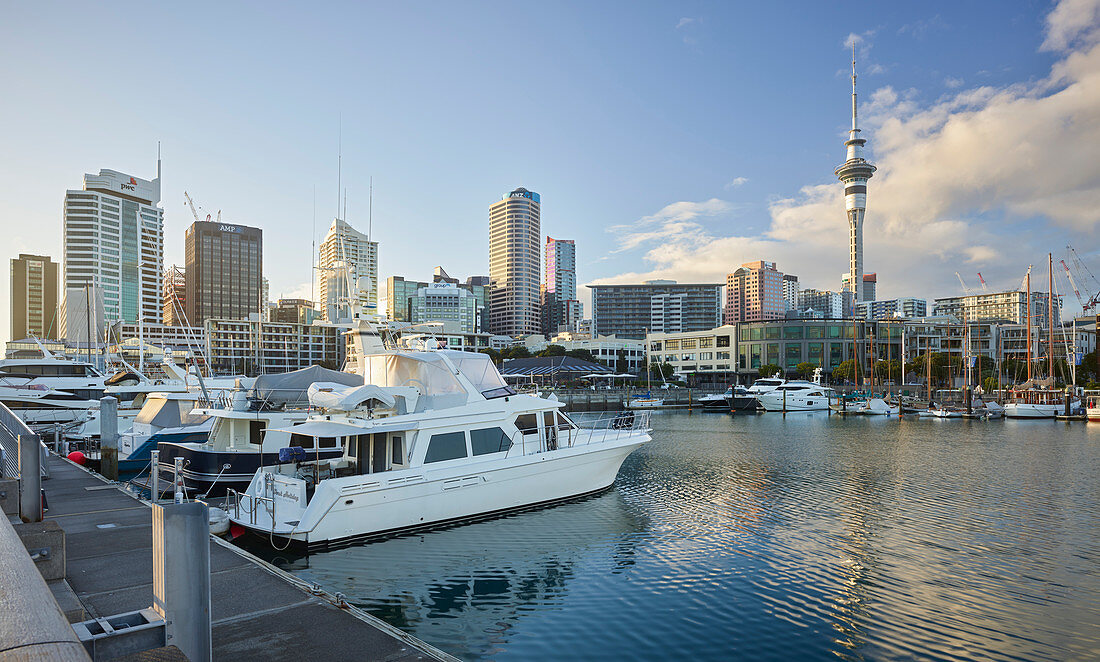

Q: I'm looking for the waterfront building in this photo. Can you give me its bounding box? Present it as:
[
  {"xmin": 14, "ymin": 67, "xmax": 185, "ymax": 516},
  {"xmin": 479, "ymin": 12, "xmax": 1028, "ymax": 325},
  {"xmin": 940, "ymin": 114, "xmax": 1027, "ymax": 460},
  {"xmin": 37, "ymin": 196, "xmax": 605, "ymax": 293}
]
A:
[
  {"xmin": 737, "ymin": 319, "xmax": 894, "ymax": 379},
  {"xmin": 932, "ymin": 290, "xmax": 1061, "ymax": 327},
  {"xmin": 117, "ymin": 321, "xmax": 206, "ymax": 356},
  {"xmin": 724, "ymin": 261, "xmax": 784, "ymax": 323},
  {"xmin": 834, "ymin": 55, "xmax": 876, "ymax": 304},
  {"xmin": 5, "ymin": 337, "xmax": 68, "ymax": 359},
  {"xmin": 204, "ymin": 318, "xmax": 346, "ymax": 375},
  {"xmin": 162, "ymin": 265, "xmax": 187, "ymax": 326},
  {"xmin": 519, "ymin": 333, "xmax": 647, "ymax": 373},
  {"xmin": 61, "ymin": 165, "xmax": 163, "ymax": 331},
  {"xmin": 542, "ymin": 237, "xmax": 581, "ymax": 336},
  {"xmin": 386, "ymin": 268, "xmax": 488, "ymax": 331},
  {"xmin": 646, "ymin": 325, "xmax": 737, "ymax": 383},
  {"xmin": 797, "ymin": 289, "xmax": 845, "ymax": 319},
  {"xmin": 10, "ymin": 254, "xmax": 59, "ymax": 340},
  {"xmin": 183, "ymin": 220, "xmax": 262, "ymax": 325},
  {"xmin": 588, "ymin": 281, "xmax": 722, "ymax": 339},
  {"xmin": 855, "ymin": 297, "xmax": 927, "ymax": 320},
  {"xmin": 489, "ymin": 187, "xmax": 541, "ymax": 337},
  {"xmin": 319, "ymin": 218, "xmax": 379, "ymax": 321},
  {"xmin": 782, "ymin": 274, "xmax": 800, "ymax": 312}
]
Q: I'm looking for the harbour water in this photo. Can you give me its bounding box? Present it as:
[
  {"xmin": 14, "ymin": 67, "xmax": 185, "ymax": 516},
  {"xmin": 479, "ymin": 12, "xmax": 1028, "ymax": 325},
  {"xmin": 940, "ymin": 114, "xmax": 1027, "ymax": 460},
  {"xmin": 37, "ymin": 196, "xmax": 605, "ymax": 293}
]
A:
[{"xmin": 245, "ymin": 412, "xmax": 1100, "ymax": 660}]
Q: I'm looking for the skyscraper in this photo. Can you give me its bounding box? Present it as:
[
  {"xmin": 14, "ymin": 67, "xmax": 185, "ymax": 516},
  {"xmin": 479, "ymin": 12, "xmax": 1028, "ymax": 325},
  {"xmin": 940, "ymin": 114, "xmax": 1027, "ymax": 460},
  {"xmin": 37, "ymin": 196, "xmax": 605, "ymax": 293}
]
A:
[
  {"xmin": 10, "ymin": 254, "xmax": 59, "ymax": 339},
  {"xmin": 489, "ymin": 188, "xmax": 541, "ymax": 337},
  {"xmin": 61, "ymin": 165, "xmax": 163, "ymax": 333},
  {"xmin": 542, "ymin": 237, "xmax": 581, "ymax": 335},
  {"xmin": 834, "ymin": 50, "xmax": 876, "ymax": 304},
  {"xmin": 162, "ymin": 265, "xmax": 186, "ymax": 326},
  {"xmin": 318, "ymin": 218, "xmax": 378, "ymax": 322},
  {"xmin": 184, "ymin": 221, "xmax": 263, "ymax": 325}
]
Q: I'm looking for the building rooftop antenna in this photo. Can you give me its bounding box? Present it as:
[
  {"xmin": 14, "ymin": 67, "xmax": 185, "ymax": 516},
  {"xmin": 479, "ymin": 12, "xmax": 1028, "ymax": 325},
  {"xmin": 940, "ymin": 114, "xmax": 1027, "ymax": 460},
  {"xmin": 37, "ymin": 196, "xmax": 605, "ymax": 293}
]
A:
[
  {"xmin": 851, "ymin": 43, "xmax": 858, "ymax": 131},
  {"xmin": 337, "ymin": 114, "xmax": 342, "ymax": 220},
  {"xmin": 368, "ymin": 176, "xmax": 373, "ymax": 242}
]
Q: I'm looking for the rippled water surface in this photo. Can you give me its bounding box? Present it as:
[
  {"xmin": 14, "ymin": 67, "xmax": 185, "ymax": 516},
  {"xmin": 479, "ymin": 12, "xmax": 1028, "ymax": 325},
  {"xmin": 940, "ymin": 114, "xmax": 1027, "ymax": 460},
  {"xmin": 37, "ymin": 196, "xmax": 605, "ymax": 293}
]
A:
[{"xmin": 250, "ymin": 413, "xmax": 1100, "ymax": 660}]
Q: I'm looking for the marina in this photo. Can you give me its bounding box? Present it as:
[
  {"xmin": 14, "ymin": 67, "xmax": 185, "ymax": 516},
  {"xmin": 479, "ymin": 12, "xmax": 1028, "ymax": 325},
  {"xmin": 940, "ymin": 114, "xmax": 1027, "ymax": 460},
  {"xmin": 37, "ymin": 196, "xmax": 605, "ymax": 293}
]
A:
[{"xmin": 251, "ymin": 410, "xmax": 1100, "ymax": 661}]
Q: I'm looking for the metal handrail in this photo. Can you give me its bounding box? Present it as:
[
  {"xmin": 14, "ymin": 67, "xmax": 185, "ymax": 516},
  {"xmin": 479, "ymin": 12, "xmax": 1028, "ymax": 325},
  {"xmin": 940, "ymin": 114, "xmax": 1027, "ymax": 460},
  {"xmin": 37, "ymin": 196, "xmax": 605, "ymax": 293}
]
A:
[{"xmin": 503, "ymin": 410, "xmax": 650, "ymax": 459}]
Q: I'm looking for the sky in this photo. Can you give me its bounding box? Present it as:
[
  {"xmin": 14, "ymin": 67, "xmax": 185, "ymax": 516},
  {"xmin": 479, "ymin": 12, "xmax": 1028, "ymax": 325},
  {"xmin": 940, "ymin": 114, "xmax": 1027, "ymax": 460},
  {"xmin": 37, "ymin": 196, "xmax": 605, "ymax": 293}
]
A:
[{"xmin": 3, "ymin": 0, "xmax": 1100, "ymax": 344}]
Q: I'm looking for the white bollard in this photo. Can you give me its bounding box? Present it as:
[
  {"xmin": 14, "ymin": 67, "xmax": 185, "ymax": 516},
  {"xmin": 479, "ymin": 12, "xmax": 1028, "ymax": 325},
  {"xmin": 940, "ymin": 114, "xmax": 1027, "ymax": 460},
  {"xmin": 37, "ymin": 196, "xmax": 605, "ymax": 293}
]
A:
[{"xmin": 150, "ymin": 450, "xmax": 160, "ymax": 503}]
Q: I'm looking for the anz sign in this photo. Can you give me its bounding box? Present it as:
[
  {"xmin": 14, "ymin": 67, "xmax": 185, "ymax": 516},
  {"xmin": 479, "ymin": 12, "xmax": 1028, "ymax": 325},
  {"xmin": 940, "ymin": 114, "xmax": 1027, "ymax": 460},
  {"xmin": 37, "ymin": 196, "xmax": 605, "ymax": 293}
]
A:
[{"xmin": 509, "ymin": 190, "xmax": 540, "ymax": 203}]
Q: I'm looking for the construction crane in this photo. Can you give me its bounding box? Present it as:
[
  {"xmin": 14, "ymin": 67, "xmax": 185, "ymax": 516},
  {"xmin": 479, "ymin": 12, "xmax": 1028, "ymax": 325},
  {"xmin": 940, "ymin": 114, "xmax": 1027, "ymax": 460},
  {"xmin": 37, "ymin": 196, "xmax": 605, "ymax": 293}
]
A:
[
  {"xmin": 955, "ymin": 272, "xmax": 971, "ymax": 295},
  {"xmin": 184, "ymin": 191, "xmax": 200, "ymax": 221},
  {"xmin": 1059, "ymin": 260, "xmax": 1087, "ymax": 311},
  {"xmin": 976, "ymin": 273, "xmax": 989, "ymax": 292},
  {"xmin": 1064, "ymin": 246, "xmax": 1100, "ymax": 313}
]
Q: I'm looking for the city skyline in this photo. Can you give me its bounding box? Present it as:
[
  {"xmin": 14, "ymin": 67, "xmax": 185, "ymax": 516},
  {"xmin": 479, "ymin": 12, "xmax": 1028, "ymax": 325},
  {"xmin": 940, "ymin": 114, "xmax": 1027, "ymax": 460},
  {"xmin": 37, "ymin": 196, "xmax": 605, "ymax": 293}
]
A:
[{"xmin": 3, "ymin": 1, "xmax": 1100, "ymax": 345}]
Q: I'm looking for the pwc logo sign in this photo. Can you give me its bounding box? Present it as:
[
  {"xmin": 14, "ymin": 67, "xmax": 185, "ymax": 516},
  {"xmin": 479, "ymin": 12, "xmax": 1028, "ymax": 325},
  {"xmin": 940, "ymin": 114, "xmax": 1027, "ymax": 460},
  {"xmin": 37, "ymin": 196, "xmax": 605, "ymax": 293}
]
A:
[{"xmin": 120, "ymin": 176, "xmax": 138, "ymax": 192}]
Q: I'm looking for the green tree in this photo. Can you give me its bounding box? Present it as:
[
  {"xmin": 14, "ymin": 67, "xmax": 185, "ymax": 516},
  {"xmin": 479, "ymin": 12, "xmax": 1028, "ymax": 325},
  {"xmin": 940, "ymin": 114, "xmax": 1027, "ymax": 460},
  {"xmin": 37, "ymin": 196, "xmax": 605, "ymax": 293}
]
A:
[
  {"xmin": 479, "ymin": 348, "xmax": 502, "ymax": 365},
  {"xmin": 832, "ymin": 359, "xmax": 856, "ymax": 382},
  {"xmin": 758, "ymin": 363, "xmax": 782, "ymax": 378},
  {"xmin": 794, "ymin": 362, "xmax": 818, "ymax": 379},
  {"xmin": 565, "ymin": 348, "xmax": 597, "ymax": 364},
  {"xmin": 615, "ymin": 348, "xmax": 628, "ymax": 374},
  {"xmin": 649, "ymin": 361, "xmax": 674, "ymax": 380},
  {"xmin": 501, "ymin": 346, "xmax": 531, "ymax": 360},
  {"xmin": 873, "ymin": 359, "xmax": 901, "ymax": 381},
  {"xmin": 536, "ymin": 344, "xmax": 566, "ymax": 357}
]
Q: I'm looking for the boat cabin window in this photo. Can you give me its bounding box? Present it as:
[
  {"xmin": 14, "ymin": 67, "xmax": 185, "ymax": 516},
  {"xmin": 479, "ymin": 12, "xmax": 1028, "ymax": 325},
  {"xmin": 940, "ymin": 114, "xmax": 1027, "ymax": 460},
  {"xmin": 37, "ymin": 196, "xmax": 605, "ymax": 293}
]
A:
[
  {"xmin": 515, "ymin": 414, "xmax": 539, "ymax": 435},
  {"xmin": 249, "ymin": 420, "xmax": 266, "ymax": 445},
  {"xmin": 471, "ymin": 427, "xmax": 510, "ymax": 456},
  {"xmin": 290, "ymin": 432, "xmax": 314, "ymax": 449},
  {"xmin": 555, "ymin": 412, "xmax": 575, "ymax": 431},
  {"xmin": 425, "ymin": 431, "xmax": 468, "ymax": 463},
  {"xmin": 318, "ymin": 436, "xmax": 338, "ymax": 448},
  {"xmin": 391, "ymin": 434, "xmax": 405, "ymax": 466}
]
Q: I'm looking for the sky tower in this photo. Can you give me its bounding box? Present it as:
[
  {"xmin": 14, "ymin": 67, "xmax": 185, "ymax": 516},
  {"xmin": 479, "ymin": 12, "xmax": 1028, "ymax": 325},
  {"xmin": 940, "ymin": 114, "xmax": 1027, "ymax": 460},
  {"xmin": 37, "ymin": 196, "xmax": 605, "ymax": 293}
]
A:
[{"xmin": 834, "ymin": 47, "xmax": 876, "ymax": 304}]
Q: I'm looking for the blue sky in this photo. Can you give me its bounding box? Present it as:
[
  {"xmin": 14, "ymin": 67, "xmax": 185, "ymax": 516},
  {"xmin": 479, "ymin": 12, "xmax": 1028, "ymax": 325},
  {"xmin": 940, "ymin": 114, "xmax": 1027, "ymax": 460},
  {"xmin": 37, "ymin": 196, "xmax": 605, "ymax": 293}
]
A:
[{"xmin": 3, "ymin": 1, "xmax": 1099, "ymax": 343}]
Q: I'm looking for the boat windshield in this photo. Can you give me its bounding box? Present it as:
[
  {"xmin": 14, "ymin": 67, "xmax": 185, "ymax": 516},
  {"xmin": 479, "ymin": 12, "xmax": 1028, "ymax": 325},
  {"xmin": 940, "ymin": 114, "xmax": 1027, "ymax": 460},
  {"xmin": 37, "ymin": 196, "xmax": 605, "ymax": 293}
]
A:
[
  {"xmin": 444, "ymin": 351, "xmax": 516, "ymax": 399},
  {"xmin": 134, "ymin": 396, "xmax": 204, "ymax": 427},
  {"xmin": 753, "ymin": 380, "xmax": 782, "ymax": 387},
  {"xmin": 364, "ymin": 353, "xmax": 469, "ymax": 397}
]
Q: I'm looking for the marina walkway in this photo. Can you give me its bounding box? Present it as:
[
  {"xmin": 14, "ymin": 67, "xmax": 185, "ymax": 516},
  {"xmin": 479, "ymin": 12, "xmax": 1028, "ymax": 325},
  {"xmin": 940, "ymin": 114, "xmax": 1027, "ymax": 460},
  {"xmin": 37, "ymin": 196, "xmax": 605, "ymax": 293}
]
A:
[{"xmin": 43, "ymin": 455, "xmax": 453, "ymax": 661}]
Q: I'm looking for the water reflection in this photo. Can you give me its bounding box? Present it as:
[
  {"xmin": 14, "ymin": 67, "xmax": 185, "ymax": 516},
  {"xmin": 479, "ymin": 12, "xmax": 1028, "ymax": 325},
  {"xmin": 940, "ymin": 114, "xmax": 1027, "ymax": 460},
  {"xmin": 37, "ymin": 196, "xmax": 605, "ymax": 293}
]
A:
[{"xmin": 249, "ymin": 412, "xmax": 1100, "ymax": 661}]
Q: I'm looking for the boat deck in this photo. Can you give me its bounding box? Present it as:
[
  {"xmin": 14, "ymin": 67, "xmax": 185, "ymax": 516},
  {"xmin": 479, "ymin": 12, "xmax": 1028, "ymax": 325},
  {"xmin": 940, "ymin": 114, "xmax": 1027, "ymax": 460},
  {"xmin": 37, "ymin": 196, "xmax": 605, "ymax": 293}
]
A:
[{"xmin": 39, "ymin": 455, "xmax": 454, "ymax": 661}]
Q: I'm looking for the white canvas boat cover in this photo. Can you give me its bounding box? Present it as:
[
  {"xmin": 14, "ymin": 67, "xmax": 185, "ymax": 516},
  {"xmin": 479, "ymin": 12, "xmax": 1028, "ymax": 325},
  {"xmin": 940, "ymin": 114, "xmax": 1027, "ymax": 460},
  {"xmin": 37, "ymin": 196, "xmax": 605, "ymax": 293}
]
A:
[
  {"xmin": 250, "ymin": 366, "xmax": 363, "ymax": 407},
  {"xmin": 308, "ymin": 382, "xmax": 396, "ymax": 410}
]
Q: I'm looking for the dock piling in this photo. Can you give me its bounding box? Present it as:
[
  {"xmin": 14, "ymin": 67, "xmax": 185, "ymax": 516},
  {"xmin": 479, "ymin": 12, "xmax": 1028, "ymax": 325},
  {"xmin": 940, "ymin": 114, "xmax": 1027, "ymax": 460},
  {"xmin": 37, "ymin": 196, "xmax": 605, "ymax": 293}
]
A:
[
  {"xmin": 150, "ymin": 450, "xmax": 160, "ymax": 503},
  {"xmin": 99, "ymin": 397, "xmax": 119, "ymax": 480},
  {"xmin": 152, "ymin": 502, "xmax": 212, "ymax": 662}
]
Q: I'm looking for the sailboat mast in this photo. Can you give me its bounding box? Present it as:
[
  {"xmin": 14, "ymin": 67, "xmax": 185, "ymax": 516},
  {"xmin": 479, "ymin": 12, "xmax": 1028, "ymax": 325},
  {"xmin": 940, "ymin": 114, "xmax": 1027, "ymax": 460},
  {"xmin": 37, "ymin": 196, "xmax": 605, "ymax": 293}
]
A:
[
  {"xmin": 1048, "ymin": 253, "xmax": 1055, "ymax": 382},
  {"xmin": 1026, "ymin": 271, "xmax": 1032, "ymax": 383}
]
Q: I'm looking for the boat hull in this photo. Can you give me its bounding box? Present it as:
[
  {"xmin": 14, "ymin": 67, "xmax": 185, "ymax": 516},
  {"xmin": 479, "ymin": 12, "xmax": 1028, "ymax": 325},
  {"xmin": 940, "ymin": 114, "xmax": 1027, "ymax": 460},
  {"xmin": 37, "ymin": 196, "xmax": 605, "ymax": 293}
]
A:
[
  {"xmin": 757, "ymin": 394, "xmax": 831, "ymax": 411},
  {"xmin": 1004, "ymin": 403, "xmax": 1060, "ymax": 419},
  {"xmin": 231, "ymin": 434, "xmax": 647, "ymax": 547}
]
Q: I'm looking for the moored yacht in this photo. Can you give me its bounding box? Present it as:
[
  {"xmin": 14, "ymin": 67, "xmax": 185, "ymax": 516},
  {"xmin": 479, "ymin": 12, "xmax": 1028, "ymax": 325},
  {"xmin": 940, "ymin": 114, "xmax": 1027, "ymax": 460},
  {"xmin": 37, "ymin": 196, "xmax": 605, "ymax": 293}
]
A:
[
  {"xmin": 1004, "ymin": 387, "xmax": 1077, "ymax": 419},
  {"xmin": 756, "ymin": 381, "xmax": 834, "ymax": 411},
  {"xmin": 226, "ymin": 348, "xmax": 650, "ymax": 547}
]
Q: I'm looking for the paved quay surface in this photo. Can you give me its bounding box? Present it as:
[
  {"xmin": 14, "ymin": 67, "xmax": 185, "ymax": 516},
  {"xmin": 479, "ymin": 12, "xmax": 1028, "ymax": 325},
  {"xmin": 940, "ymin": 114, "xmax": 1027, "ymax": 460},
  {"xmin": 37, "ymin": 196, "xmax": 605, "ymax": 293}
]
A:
[{"xmin": 44, "ymin": 455, "xmax": 453, "ymax": 661}]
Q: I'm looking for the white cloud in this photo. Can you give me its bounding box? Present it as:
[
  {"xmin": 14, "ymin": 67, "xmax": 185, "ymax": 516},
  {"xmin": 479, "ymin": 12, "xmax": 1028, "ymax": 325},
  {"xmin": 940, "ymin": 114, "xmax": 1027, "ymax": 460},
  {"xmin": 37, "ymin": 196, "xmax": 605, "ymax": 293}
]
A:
[
  {"xmin": 599, "ymin": 0, "xmax": 1100, "ymax": 302},
  {"xmin": 725, "ymin": 176, "xmax": 749, "ymax": 190},
  {"xmin": 944, "ymin": 76, "xmax": 964, "ymax": 88},
  {"xmin": 1042, "ymin": 0, "xmax": 1100, "ymax": 51},
  {"xmin": 676, "ymin": 17, "xmax": 696, "ymax": 30}
]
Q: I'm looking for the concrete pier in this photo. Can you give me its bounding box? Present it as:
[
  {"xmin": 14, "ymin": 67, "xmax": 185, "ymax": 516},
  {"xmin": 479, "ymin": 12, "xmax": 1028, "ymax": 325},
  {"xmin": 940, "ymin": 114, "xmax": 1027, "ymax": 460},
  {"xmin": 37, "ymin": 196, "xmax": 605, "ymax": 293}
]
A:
[{"xmin": 30, "ymin": 455, "xmax": 454, "ymax": 661}]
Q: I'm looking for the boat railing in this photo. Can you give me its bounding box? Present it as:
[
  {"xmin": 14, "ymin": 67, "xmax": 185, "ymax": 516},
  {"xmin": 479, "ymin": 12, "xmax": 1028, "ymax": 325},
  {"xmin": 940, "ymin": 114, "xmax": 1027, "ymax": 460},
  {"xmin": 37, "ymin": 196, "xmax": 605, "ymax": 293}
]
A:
[
  {"xmin": 502, "ymin": 410, "xmax": 650, "ymax": 459},
  {"xmin": 225, "ymin": 487, "xmax": 275, "ymax": 529}
]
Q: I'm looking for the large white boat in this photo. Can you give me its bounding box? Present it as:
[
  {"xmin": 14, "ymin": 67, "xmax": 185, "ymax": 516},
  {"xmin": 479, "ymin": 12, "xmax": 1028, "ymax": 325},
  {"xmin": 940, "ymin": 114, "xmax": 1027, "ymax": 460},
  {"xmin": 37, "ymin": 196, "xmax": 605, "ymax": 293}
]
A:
[
  {"xmin": 756, "ymin": 380, "xmax": 835, "ymax": 412},
  {"xmin": 226, "ymin": 347, "xmax": 650, "ymax": 547},
  {"xmin": 1086, "ymin": 393, "xmax": 1100, "ymax": 422},
  {"xmin": 0, "ymin": 355, "xmax": 110, "ymax": 426}
]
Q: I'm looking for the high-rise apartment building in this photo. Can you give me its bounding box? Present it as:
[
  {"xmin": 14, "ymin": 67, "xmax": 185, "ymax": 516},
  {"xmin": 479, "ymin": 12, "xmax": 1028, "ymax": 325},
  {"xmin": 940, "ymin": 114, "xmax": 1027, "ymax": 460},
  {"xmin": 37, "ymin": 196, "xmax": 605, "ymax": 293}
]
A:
[
  {"xmin": 184, "ymin": 221, "xmax": 263, "ymax": 325},
  {"xmin": 797, "ymin": 289, "xmax": 845, "ymax": 319},
  {"xmin": 589, "ymin": 281, "xmax": 722, "ymax": 339},
  {"xmin": 409, "ymin": 283, "xmax": 481, "ymax": 333},
  {"xmin": 61, "ymin": 166, "xmax": 163, "ymax": 336},
  {"xmin": 162, "ymin": 265, "xmax": 186, "ymax": 326},
  {"xmin": 855, "ymin": 297, "xmax": 926, "ymax": 320},
  {"xmin": 932, "ymin": 290, "xmax": 1061, "ymax": 327},
  {"xmin": 782, "ymin": 273, "xmax": 800, "ymax": 312},
  {"xmin": 318, "ymin": 218, "xmax": 378, "ymax": 322},
  {"xmin": 724, "ymin": 261, "xmax": 785, "ymax": 323},
  {"xmin": 542, "ymin": 237, "xmax": 581, "ymax": 335},
  {"xmin": 489, "ymin": 188, "xmax": 541, "ymax": 337},
  {"xmin": 10, "ymin": 254, "xmax": 59, "ymax": 340}
]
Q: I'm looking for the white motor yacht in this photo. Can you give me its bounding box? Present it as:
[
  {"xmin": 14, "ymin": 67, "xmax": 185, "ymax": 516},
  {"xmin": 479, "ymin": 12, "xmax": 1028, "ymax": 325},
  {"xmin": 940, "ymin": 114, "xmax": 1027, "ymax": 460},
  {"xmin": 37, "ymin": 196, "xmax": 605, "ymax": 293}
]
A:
[
  {"xmin": 756, "ymin": 381, "xmax": 834, "ymax": 411},
  {"xmin": 0, "ymin": 355, "xmax": 109, "ymax": 427},
  {"xmin": 226, "ymin": 347, "xmax": 650, "ymax": 548},
  {"xmin": 1004, "ymin": 388, "xmax": 1077, "ymax": 419}
]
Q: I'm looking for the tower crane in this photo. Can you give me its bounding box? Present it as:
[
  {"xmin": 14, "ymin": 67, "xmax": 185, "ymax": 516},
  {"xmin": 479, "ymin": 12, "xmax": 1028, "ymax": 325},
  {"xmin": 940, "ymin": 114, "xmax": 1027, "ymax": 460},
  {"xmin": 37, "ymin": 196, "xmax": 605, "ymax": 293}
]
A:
[
  {"xmin": 184, "ymin": 191, "xmax": 200, "ymax": 221},
  {"xmin": 1064, "ymin": 246, "xmax": 1100, "ymax": 313},
  {"xmin": 976, "ymin": 273, "xmax": 989, "ymax": 292},
  {"xmin": 955, "ymin": 272, "xmax": 971, "ymax": 295}
]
